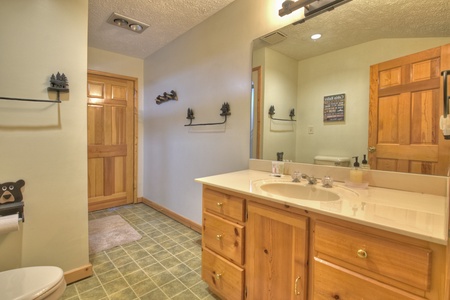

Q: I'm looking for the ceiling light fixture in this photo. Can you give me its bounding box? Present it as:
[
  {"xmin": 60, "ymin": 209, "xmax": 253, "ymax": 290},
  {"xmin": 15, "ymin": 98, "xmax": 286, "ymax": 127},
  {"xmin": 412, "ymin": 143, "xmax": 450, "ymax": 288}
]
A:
[
  {"xmin": 129, "ymin": 24, "xmax": 143, "ymax": 32},
  {"xmin": 113, "ymin": 18, "xmax": 128, "ymax": 27},
  {"xmin": 107, "ymin": 13, "xmax": 149, "ymax": 34},
  {"xmin": 311, "ymin": 33, "xmax": 322, "ymax": 40}
]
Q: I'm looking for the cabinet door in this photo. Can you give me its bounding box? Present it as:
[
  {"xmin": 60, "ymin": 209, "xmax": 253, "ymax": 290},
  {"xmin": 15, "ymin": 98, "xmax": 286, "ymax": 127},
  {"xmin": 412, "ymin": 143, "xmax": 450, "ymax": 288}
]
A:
[{"xmin": 246, "ymin": 201, "xmax": 308, "ymax": 300}]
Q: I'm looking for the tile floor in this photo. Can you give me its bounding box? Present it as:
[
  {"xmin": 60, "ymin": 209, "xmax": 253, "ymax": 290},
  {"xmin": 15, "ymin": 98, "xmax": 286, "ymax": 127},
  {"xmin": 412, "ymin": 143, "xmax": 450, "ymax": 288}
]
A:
[{"xmin": 62, "ymin": 203, "xmax": 218, "ymax": 300}]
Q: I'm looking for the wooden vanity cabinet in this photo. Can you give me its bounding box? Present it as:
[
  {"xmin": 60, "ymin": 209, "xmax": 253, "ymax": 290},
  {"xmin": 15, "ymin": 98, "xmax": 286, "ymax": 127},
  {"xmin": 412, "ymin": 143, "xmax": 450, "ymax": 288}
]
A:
[
  {"xmin": 201, "ymin": 186, "xmax": 246, "ymax": 300},
  {"xmin": 312, "ymin": 220, "xmax": 446, "ymax": 300},
  {"xmin": 246, "ymin": 201, "xmax": 308, "ymax": 300},
  {"xmin": 200, "ymin": 185, "xmax": 447, "ymax": 300}
]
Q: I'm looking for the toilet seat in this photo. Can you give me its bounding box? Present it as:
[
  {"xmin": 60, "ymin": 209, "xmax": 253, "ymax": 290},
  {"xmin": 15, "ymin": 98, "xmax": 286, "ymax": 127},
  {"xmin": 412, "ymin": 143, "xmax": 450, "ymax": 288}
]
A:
[{"xmin": 0, "ymin": 266, "xmax": 66, "ymax": 300}]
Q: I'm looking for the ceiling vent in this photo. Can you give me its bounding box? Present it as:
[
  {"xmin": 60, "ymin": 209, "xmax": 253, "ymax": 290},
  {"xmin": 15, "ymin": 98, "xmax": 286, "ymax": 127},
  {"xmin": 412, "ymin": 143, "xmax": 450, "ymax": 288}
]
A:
[
  {"xmin": 260, "ymin": 31, "xmax": 287, "ymax": 45},
  {"xmin": 107, "ymin": 12, "xmax": 149, "ymax": 33}
]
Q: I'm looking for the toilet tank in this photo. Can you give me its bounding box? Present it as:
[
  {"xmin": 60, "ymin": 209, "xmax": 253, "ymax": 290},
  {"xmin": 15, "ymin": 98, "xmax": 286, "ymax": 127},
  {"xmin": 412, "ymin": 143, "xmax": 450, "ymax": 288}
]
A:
[{"xmin": 314, "ymin": 155, "xmax": 351, "ymax": 167}]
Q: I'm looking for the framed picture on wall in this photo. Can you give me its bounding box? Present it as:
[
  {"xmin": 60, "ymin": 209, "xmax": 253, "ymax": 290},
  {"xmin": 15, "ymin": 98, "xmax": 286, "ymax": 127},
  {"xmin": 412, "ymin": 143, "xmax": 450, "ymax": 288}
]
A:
[{"xmin": 323, "ymin": 93, "xmax": 345, "ymax": 122}]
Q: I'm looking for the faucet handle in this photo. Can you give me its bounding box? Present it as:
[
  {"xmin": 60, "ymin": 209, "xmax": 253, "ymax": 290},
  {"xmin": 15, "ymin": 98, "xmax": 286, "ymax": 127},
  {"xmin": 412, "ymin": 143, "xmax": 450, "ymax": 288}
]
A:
[{"xmin": 322, "ymin": 175, "xmax": 333, "ymax": 188}]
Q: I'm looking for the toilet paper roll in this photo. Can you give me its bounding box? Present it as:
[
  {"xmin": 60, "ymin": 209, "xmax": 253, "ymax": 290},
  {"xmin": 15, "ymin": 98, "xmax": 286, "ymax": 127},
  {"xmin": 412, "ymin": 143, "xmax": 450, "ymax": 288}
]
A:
[{"xmin": 0, "ymin": 214, "xmax": 19, "ymax": 235}]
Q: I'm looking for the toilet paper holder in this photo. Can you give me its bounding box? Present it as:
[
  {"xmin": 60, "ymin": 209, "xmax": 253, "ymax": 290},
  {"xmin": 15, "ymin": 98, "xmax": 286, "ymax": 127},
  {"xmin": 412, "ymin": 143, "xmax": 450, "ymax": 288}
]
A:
[{"xmin": 0, "ymin": 202, "xmax": 24, "ymax": 222}]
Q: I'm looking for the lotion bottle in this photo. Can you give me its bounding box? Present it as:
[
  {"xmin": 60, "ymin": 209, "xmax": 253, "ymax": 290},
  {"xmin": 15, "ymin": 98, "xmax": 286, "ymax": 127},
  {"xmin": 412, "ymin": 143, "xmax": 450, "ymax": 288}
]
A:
[{"xmin": 349, "ymin": 156, "xmax": 363, "ymax": 183}]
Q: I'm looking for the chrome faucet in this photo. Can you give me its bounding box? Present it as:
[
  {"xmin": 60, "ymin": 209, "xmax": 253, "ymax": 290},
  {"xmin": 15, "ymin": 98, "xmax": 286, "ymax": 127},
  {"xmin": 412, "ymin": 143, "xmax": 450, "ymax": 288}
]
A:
[{"xmin": 301, "ymin": 173, "xmax": 317, "ymax": 185}]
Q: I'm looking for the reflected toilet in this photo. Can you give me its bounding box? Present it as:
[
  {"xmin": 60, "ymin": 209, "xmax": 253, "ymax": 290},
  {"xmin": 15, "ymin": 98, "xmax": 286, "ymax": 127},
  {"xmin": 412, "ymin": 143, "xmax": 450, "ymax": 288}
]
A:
[{"xmin": 314, "ymin": 155, "xmax": 351, "ymax": 167}]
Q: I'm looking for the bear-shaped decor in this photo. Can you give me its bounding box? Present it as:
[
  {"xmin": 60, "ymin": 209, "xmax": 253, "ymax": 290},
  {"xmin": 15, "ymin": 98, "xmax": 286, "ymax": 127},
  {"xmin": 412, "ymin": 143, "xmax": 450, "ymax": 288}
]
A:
[{"xmin": 0, "ymin": 180, "xmax": 25, "ymax": 205}]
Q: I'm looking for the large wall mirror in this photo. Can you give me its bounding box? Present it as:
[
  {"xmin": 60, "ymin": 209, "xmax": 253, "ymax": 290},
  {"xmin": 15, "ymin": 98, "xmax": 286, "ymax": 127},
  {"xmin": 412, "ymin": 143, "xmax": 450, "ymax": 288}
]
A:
[{"xmin": 251, "ymin": 0, "xmax": 450, "ymax": 176}]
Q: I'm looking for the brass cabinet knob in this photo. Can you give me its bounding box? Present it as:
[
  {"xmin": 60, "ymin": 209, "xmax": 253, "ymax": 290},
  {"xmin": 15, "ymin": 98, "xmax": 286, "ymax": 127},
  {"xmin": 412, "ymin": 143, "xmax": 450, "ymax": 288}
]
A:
[
  {"xmin": 215, "ymin": 273, "xmax": 222, "ymax": 280},
  {"xmin": 216, "ymin": 234, "xmax": 223, "ymax": 240},
  {"xmin": 357, "ymin": 249, "xmax": 368, "ymax": 258},
  {"xmin": 217, "ymin": 202, "xmax": 223, "ymax": 207}
]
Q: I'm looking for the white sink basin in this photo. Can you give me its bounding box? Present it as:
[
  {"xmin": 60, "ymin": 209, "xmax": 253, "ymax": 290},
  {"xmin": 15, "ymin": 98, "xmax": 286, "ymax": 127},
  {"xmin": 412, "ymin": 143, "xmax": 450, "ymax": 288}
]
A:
[{"xmin": 259, "ymin": 182, "xmax": 340, "ymax": 201}]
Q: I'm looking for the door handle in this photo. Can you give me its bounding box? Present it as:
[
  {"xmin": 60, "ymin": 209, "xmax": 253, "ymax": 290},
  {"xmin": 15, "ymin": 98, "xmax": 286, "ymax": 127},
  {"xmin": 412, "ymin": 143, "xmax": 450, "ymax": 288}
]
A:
[{"xmin": 368, "ymin": 147, "xmax": 376, "ymax": 153}]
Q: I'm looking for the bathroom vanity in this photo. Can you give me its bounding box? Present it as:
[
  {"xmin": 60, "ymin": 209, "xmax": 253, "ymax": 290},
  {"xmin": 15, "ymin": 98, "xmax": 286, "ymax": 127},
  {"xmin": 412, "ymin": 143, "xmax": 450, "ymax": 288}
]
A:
[{"xmin": 196, "ymin": 167, "xmax": 450, "ymax": 300}]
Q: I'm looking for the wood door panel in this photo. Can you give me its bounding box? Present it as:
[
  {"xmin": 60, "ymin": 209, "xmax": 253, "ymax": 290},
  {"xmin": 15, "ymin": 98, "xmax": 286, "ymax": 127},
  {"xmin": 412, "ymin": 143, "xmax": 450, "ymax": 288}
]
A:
[
  {"xmin": 376, "ymin": 144, "xmax": 438, "ymax": 161},
  {"xmin": 111, "ymin": 84, "xmax": 128, "ymax": 101},
  {"xmin": 87, "ymin": 105, "xmax": 104, "ymax": 145},
  {"xmin": 378, "ymin": 95, "xmax": 399, "ymax": 143},
  {"xmin": 369, "ymin": 44, "xmax": 450, "ymax": 175},
  {"xmin": 379, "ymin": 67, "xmax": 401, "ymax": 88},
  {"xmin": 411, "ymin": 58, "xmax": 440, "ymax": 82},
  {"xmin": 87, "ymin": 72, "xmax": 135, "ymax": 211},
  {"xmin": 88, "ymin": 145, "xmax": 127, "ymax": 158},
  {"xmin": 87, "ymin": 81, "xmax": 104, "ymax": 99},
  {"xmin": 88, "ymin": 158, "xmax": 104, "ymax": 198},
  {"xmin": 411, "ymin": 90, "xmax": 439, "ymax": 144}
]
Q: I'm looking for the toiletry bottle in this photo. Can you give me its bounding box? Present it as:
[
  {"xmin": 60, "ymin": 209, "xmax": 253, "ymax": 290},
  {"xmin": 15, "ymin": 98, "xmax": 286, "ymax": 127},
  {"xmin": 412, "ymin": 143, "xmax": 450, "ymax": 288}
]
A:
[
  {"xmin": 277, "ymin": 152, "xmax": 284, "ymax": 161},
  {"xmin": 349, "ymin": 156, "xmax": 363, "ymax": 183},
  {"xmin": 276, "ymin": 152, "xmax": 285, "ymax": 174},
  {"xmin": 361, "ymin": 154, "xmax": 370, "ymax": 170}
]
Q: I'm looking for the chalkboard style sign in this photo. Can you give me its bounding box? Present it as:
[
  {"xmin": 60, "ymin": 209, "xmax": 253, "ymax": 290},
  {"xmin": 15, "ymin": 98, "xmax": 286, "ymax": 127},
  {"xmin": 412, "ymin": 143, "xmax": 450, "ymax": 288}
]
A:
[{"xmin": 323, "ymin": 93, "xmax": 345, "ymax": 122}]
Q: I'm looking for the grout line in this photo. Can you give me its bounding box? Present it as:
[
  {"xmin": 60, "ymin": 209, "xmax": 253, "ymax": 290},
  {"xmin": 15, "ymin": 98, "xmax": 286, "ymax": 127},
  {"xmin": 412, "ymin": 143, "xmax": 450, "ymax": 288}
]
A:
[{"xmin": 66, "ymin": 203, "xmax": 207, "ymax": 300}]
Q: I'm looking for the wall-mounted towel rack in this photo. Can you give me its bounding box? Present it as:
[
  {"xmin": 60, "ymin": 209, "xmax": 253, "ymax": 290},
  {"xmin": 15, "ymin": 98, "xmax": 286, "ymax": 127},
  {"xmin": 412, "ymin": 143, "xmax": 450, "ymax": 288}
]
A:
[
  {"xmin": 185, "ymin": 102, "xmax": 231, "ymax": 126},
  {"xmin": 0, "ymin": 96, "xmax": 61, "ymax": 104},
  {"xmin": 0, "ymin": 72, "xmax": 68, "ymax": 104},
  {"xmin": 268, "ymin": 105, "xmax": 296, "ymax": 121}
]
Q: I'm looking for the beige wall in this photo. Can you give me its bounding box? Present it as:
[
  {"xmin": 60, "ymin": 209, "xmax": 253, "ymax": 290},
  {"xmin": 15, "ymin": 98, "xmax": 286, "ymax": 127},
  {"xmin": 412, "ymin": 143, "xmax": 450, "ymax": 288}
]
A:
[
  {"xmin": 88, "ymin": 47, "xmax": 145, "ymax": 197},
  {"xmin": 142, "ymin": 0, "xmax": 299, "ymax": 224},
  {"xmin": 261, "ymin": 47, "xmax": 298, "ymax": 162},
  {"xmin": 0, "ymin": 1, "xmax": 89, "ymax": 271}
]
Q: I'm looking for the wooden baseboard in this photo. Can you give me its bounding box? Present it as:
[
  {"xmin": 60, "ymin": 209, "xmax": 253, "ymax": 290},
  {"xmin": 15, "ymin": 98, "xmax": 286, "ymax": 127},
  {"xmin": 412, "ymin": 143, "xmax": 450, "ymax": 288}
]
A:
[
  {"xmin": 141, "ymin": 197, "xmax": 201, "ymax": 233},
  {"xmin": 64, "ymin": 263, "xmax": 93, "ymax": 284}
]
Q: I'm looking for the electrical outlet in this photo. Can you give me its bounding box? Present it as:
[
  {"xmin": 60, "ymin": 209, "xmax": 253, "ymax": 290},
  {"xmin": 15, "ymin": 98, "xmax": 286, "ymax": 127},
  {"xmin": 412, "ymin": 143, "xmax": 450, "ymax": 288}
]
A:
[{"xmin": 308, "ymin": 125, "xmax": 314, "ymax": 134}]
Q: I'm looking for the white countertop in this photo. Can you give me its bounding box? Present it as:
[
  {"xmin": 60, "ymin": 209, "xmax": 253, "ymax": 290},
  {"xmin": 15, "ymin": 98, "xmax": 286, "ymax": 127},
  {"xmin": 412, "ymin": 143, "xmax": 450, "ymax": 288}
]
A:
[{"xmin": 196, "ymin": 170, "xmax": 449, "ymax": 245}]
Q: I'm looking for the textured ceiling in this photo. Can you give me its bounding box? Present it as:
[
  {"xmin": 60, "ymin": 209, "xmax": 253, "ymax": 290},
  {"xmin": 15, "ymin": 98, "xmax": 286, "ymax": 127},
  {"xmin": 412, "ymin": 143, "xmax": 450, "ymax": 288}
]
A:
[
  {"xmin": 88, "ymin": 0, "xmax": 236, "ymax": 59},
  {"xmin": 254, "ymin": 0, "xmax": 450, "ymax": 61}
]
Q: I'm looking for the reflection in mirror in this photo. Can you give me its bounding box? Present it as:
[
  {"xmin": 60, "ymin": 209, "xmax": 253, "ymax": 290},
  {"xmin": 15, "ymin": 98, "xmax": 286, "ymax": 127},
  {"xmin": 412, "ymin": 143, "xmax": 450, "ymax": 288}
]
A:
[{"xmin": 251, "ymin": 0, "xmax": 450, "ymax": 175}]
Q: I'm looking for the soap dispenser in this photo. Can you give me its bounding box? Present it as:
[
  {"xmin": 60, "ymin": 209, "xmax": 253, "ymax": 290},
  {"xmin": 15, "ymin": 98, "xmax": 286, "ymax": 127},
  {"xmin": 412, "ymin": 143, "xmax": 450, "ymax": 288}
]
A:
[
  {"xmin": 361, "ymin": 154, "xmax": 370, "ymax": 170},
  {"xmin": 349, "ymin": 156, "xmax": 363, "ymax": 183}
]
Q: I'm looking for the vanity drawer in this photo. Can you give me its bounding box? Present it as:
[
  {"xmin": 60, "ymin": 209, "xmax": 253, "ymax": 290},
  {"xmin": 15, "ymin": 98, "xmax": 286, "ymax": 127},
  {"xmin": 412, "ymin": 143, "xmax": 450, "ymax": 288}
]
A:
[
  {"xmin": 203, "ymin": 188, "xmax": 246, "ymax": 222},
  {"xmin": 313, "ymin": 258, "xmax": 424, "ymax": 300},
  {"xmin": 202, "ymin": 247, "xmax": 244, "ymax": 300},
  {"xmin": 314, "ymin": 221, "xmax": 431, "ymax": 290},
  {"xmin": 203, "ymin": 212, "xmax": 245, "ymax": 265}
]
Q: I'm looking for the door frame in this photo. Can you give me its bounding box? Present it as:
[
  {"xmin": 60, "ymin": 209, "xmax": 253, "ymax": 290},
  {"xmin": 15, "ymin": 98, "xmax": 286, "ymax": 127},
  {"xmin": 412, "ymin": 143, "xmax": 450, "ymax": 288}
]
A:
[
  {"xmin": 87, "ymin": 69, "xmax": 138, "ymax": 207},
  {"xmin": 252, "ymin": 66, "xmax": 262, "ymax": 159}
]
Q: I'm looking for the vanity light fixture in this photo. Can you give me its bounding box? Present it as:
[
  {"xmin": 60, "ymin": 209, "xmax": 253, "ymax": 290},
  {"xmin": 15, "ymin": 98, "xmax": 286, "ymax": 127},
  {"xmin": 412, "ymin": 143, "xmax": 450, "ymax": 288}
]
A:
[
  {"xmin": 107, "ymin": 12, "xmax": 149, "ymax": 33},
  {"xmin": 279, "ymin": 0, "xmax": 352, "ymax": 18}
]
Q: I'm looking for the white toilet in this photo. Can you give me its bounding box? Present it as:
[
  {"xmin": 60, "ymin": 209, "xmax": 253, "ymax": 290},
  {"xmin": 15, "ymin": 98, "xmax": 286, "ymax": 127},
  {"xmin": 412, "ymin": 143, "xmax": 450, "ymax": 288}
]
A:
[
  {"xmin": 0, "ymin": 266, "xmax": 66, "ymax": 300},
  {"xmin": 314, "ymin": 155, "xmax": 351, "ymax": 167}
]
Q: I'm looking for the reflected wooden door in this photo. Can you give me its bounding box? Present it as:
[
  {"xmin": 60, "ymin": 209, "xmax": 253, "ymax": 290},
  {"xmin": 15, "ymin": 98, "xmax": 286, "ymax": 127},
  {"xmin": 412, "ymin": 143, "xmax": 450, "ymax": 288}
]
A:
[
  {"xmin": 369, "ymin": 44, "xmax": 450, "ymax": 175},
  {"xmin": 87, "ymin": 72, "xmax": 136, "ymax": 211}
]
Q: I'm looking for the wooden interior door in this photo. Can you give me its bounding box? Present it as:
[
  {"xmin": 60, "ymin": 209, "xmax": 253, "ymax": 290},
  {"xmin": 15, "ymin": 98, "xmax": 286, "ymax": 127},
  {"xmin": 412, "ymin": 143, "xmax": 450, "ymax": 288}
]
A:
[
  {"xmin": 369, "ymin": 44, "xmax": 450, "ymax": 175},
  {"xmin": 87, "ymin": 71, "xmax": 136, "ymax": 211}
]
